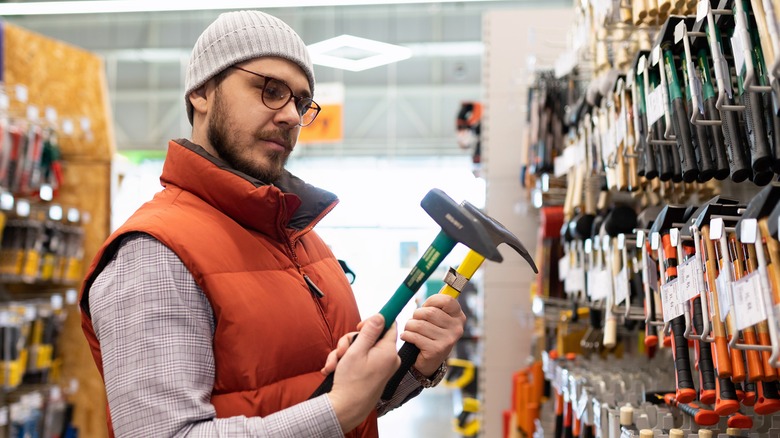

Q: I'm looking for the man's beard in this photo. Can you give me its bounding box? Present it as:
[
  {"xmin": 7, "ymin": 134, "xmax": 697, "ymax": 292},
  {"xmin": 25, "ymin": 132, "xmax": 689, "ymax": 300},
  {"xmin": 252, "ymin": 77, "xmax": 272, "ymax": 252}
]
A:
[{"xmin": 207, "ymin": 87, "xmax": 292, "ymax": 183}]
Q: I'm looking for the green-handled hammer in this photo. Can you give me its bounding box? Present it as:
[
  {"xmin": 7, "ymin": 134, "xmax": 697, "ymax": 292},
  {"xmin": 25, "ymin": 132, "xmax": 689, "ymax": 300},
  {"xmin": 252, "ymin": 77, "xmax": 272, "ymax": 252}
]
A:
[{"xmin": 310, "ymin": 188, "xmax": 503, "ymax": 398}]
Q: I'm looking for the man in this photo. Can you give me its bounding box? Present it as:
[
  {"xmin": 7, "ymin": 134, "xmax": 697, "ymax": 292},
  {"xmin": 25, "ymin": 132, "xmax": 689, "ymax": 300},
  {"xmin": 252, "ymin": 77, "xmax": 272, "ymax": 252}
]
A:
[{"xmin": 79, "ymin": 9, "xmax": 466, "ymax": 438}]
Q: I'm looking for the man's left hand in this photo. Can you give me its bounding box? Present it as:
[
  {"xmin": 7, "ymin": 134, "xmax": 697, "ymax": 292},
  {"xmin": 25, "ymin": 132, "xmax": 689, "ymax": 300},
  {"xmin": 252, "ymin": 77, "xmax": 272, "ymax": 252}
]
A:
[{"xmin": 400, "ymin": 294, "xmax": 466, "ymax": 377}]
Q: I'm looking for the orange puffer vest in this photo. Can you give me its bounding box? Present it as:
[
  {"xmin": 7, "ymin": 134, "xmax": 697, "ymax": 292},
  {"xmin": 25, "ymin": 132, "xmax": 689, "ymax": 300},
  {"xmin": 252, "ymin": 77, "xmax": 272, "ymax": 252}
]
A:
[{"xmin": 80, "ymin": 139, "xmax": 378, "ymax": 437}]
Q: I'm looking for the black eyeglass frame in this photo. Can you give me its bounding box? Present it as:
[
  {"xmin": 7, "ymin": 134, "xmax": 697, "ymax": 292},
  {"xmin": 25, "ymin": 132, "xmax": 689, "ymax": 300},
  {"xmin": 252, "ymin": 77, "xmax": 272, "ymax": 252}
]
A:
[{"xmin": 230, "ymin": 65, "xmax": 321, "ymax": 127}]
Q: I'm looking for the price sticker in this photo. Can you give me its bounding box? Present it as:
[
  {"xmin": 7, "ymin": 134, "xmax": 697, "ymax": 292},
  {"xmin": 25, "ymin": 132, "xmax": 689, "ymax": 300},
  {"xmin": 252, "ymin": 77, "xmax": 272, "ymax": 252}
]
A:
[
  {"xmin": 559, "ymin": 256, "xmax": 570, "ymax": 282},
  {"xmin": 716, "ymin": 274, "xmax": 732, "ymax": 321},
  {"xmin": 590, "ymin": 269, "xmax": 613, "ymax": 300},
  {"xmin": 554, "ymin": 155, "xmax": 568, "ymax": 177},
  {"xmin": 731, "ymin": 33, "xmax": 746, "ymax": 75},
  {"xmin": 614, "ymin": 266, "xmax": 630, "ymax": 305},
  {"xmin": 593, "ymin": 400, "xmax": 602, "ymax": 438},
  {"xmin": 566, "ymin": 267, "xmax": 586, "ymax": 293},
  {"xmin": 689, "ymin": 60, "xmax": 705, "ymax": 115},
  {"xmin": 675, "ymin": 20, "xmax": 686, "ymax": 44},
  {"xmin": 661, "ymin": 278, "xmax": 684, "ymax": 322},
  {"xmin": 677, "ymin": 257, "xmax": 700, "ymax": 302},
  {"xmin": 645, "ymin": 254, "xmax": 659, "ymax": 292},
  {"xmin": 646, "ymin": 85, "xmax": 665, "ymax": 126},
  {"xmin": 697, "ymin": 0, "xmax": 709, "ymax": 22},
  {"xmin": 577, "ymin": 390, "xmax": 589, "ymax": 420},
  {"xmin": 733, "ymin": 271, "xmax": 767, "ymax": 330}
]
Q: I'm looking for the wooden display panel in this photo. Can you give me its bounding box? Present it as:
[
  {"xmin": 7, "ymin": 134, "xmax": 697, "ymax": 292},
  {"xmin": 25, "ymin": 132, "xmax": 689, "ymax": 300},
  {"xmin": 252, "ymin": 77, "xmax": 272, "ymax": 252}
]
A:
[{"xmin": 3, "ymin": 22, "xmax": 114, "ymax": 438}]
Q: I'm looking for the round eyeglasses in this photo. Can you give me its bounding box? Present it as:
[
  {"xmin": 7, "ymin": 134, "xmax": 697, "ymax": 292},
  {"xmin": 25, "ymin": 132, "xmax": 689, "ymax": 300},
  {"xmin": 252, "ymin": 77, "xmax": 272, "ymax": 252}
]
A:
[{"xmin": 230, "ymin": 66, "xmax": 321, "ymax": 127}]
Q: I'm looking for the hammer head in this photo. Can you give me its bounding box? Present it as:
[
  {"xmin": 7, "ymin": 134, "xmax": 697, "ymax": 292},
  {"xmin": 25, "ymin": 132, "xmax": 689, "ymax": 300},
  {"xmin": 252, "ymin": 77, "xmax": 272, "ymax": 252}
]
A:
[
  {"xmin": 421, "ymin": 189, "xmax": 502, "ymax": 263},
  {"xmin": 462, "ymin": 202, "xmax": 538, "ymax": 273}
]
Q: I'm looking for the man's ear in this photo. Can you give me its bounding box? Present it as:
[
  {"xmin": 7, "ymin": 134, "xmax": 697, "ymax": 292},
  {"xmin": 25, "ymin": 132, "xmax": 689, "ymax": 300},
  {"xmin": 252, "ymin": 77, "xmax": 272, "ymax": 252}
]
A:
[{"xmin": 189, "ymin": 84, "xmax": 209, "ymax": 117}]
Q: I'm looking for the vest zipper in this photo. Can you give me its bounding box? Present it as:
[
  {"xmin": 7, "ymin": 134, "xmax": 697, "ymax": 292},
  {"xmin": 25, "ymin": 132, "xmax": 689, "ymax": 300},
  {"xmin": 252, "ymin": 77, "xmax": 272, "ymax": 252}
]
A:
[{"xmin": 303, "ymin": 274, "xmax": 325, "ymax": 298}]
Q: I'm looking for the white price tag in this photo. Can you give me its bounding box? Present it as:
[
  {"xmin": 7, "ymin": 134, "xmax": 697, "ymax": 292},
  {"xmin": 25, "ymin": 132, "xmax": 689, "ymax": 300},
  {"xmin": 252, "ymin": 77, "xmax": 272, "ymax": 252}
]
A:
[
  {"xmin": 689, "ymin": 60, "xmax": 705, "ymax": 115},
  {"xmin": 661, "ymin": 278, "xmax": 684, "ymax": 322},
  {"xmin": 559, "ymin": 256, "xmax": 570, "ymax": 282},
  {"xmin": 27, "ymin": 105, "xmax": 39, "ymax": 122},
  {"xmin": 62, "ymin": 119, "xmax": 74, "ymax": 135},
  {"xmin": 652, "ymin": 45, "xmax": 661, "ymax": 66},
  {"xmin": 590, "ymin": 269, "xmax": 613, "ymax": 300},
  {"xmin": 675, "ymin": 20, "xmax": 686, "ymax": 44},
  {"xmin": 577, "ymin": 390, "xmax": 589, "ymax": 420},
  {"xmin": 677, "ymin": 257, "xmax": 700, "ymax": 302},
  {"xmin": 638, "ymin": 56, "xmax": 647, "ymax": 75},
  {"xmin": 733, "ymin": 271, "xmax": 767, "ymax": 330},
  {"xmin": 646, "ymin": 85, "xmax": 665, "ymax": 126},
  {"xmin": 697, "ymin": 0, "xmax": 709, "ymax": 22},
  {"xmin": 615, "ymin": 266, "xmax": 630, "ymax": 305},
  {"xmin": 566, "ymin": 267, "xmax": 586, "ymax": 293},
  {"xmin": 593, "ymin": 400, "xmax": 602, "ymax": 438},
  {"xmin": 731, "ymin": 33, "xmax": 746, "ymax": 75},
  {"xmin": 554, "ymin": 155, "xmax": 568, "ymax": 177},
  {"xmin": 14, "ymin": 84, "xmax": 28, "ymax": 103},
  {"xmin": 645, "ymin": 254, "xmax": 660, "ymax": 292},
  {"xmin": 716, "ymin": 274, "xmax": 732, "ymax": 321}
]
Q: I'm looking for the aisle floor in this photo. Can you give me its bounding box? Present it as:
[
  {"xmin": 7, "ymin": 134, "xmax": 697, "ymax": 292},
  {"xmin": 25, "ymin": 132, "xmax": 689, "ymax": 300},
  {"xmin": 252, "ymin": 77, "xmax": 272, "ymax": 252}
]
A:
[{"xmin": 377, "ymin": 385, "xmax": 461, "ymax": 437}]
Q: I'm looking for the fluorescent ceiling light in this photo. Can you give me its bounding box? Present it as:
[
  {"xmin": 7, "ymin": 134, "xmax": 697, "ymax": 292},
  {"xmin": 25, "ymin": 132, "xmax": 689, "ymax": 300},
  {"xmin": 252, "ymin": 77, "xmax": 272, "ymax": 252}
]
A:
[
  {"xmin": 0, "ymin": 0, "xmax": 516, "ymax": 16},
  {"xmin": 308, "ymin": 35, "xmax": 412, "ymax": 72}
]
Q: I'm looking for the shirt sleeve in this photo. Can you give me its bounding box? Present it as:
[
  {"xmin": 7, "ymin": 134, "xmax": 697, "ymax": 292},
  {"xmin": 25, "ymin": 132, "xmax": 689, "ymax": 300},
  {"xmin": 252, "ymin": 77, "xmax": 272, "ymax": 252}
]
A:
[
  {"xmin": 376, "ymin": 372, "xmax": 424, "ymax": 417},
  {"xmin": 88, "ymin": 233, "xmax": 344, "ymax": 438}
]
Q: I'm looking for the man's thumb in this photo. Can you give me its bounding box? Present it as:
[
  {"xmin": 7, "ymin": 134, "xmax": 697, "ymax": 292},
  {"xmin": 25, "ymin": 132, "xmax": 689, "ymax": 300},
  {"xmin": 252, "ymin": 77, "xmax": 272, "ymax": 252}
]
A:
[{"xmin": 351, "ymin": 314, "xmax": 385, "ymax": 350}]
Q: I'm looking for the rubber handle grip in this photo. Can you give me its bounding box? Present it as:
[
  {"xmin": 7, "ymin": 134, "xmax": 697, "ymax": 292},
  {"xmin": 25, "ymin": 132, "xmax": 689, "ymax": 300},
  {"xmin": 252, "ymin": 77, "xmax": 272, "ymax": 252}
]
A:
[
  {"xmin": 381, "ymin": 342, "xmax": 420, "ymax": 400},
  {"xmin": 772, "ymin": 101, "xmax": 780, "ymax": 174},
  {"xmin": 743, "ymin": 380, "xmax": 757, "ymax": 406},
  {"xmin": 643, "ymin": 126, "xmax": 659, "ymax": 179},
  {"xmin": 703, "ymin": 97, "xmax": 730, "ymax": 180},
  {"xmin": 730, "ymin": 345, "xmax": 747, "ymax": 383},
  {"xmin": 671, "ymin": 315, "xmax": 696, "ymax": 403},
  {"xmin": 721, "ymin": 100, "xmax": 751, "ymax": 182},
  {"xmin": 744, "ymin": 91, "xmax": 772, "ymax": 172},
  {"xmin": 689, "ymin": 98, "xmax": 715, "ymax": 181},
  {"xmin": 755, "ymin": 381, "xmax": 780, "ymax": 415},
  {"xmin": 683, "ymin": 404, "xmax": 719, "ymax": 426},
  {"xmin": 655, "ymin": 122, "xmax": 673, "ymax": 181},
  {"xmin": 672, "ymin": 98, "xmax": 699, "ymax": 182},
  {"xmin": 727, "ymin": 413, "xmax": 753, "ymax": 429},
  {"xmin": 714, "ymin": 376, "xmax": 740, "ymax": 416},
  {"xmin": 692, "ymin": 297, "xmax": 717, "ymax": 395}
]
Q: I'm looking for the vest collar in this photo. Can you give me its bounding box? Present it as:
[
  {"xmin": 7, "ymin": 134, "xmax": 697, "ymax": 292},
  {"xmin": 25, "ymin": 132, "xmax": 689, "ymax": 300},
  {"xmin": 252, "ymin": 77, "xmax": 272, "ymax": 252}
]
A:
[{"xmin": 161, "ymin": 139, "xmax": 338, "ymax": 237}]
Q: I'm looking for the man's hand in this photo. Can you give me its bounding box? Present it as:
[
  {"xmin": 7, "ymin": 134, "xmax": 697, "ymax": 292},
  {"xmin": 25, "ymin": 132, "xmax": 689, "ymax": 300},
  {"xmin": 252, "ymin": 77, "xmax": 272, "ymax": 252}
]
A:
[
  {"xmin": 326, "ymin": 314, "xmax": 400, "ymax": 433},
  {"xmin": 401, "ymin": 294, "xmax": 466, "ymax": 377}
]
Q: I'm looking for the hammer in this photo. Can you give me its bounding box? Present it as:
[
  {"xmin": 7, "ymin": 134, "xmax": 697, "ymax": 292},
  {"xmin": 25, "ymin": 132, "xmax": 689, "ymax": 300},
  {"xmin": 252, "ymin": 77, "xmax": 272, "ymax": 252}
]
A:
[
  {"xmin": 381, "ymin": 200, "xmax": 537, "ymax": 400},
  {"xmin": 310, "ymin": 188, "xmax": 508, "ymax": 398}
]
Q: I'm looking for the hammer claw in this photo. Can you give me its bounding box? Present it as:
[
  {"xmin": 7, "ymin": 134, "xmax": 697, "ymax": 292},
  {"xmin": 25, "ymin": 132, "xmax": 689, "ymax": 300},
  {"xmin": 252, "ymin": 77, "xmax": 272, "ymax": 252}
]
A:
[{"xmin": 462, "ymin": 201, "xmax": 538, "ymax": 273}]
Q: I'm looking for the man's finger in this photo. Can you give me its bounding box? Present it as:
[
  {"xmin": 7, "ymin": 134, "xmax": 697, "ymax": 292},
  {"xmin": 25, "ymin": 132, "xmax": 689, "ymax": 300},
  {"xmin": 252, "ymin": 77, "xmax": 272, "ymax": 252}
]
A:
[{"xmin": 349, "ymin": 314, "xmax": 385, "ymax": 353}]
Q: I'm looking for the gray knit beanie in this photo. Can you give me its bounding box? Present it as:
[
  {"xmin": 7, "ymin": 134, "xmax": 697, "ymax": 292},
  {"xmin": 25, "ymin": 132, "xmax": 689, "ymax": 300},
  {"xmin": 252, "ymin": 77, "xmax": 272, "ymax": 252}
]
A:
[{"xmin": 184, "ymin": 10, "xmax": 315, "ymax": 124}]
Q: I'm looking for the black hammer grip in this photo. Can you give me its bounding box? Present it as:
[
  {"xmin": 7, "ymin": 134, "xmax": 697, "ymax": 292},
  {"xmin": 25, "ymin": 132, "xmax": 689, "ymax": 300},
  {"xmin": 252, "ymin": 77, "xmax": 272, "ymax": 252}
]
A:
[
  {"xmin": 689, "ymin": 101, "xmax": 716, "ymax": 181},
  {"xmin": 380, "ymin": 342, "xmax": 420, "ymax": 400},
  {"xmin": 671, "ymin": 315, "xmax": 697, "ymax": 402},
  {"xmin": 721, "ymin": 100, "xmax": 751, "ymax": 182},
  {"xmin": 639, "ymin": 113, "xmax": 659, "ymax": 179},
  {"xmin": 692, "ymin": 296, "xmax": 717, "ymax": 395},
  {"xmin": 772, "ymin": 98, "xmax": 780, "ymax": 173},
  {"xmin": 672, "ymin": 98, "xmax": 699, "ymax": 182},
  {"xmin": 655, "ymin": 123, "xmax": 673, "ymax": 181},
  {"xmin": 744, "ymin": 91, "xmax": 772, "ymax": 173},
  {"xmin": 704, "ymin": 97, "xmax": 730, "ymax": 180}
]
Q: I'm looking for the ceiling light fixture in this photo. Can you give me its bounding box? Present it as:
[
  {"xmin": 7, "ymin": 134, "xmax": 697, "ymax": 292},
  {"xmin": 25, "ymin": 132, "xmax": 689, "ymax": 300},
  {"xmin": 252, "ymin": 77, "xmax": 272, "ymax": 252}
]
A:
[
  {"xmin": 308, "ymin": 35, "xmax": 412, "ymax": 71},
  {"xmin": 0, "ymin": 0, "xmax": 516, "ymax": 16}
]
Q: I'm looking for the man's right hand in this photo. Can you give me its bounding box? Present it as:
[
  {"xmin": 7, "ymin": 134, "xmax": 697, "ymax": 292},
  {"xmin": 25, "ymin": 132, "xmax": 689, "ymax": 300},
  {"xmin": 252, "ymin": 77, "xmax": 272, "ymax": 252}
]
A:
[{"xmin": 326, "ymin": 314, "xmax": 400, "ymax": 433}]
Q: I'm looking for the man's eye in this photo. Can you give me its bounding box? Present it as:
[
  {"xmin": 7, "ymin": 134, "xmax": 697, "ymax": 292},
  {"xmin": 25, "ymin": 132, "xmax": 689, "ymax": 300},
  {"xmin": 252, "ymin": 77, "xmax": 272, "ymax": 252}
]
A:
[{"xmin": 263, "ymin": 81, "xmax": 288, "ymax": 101}]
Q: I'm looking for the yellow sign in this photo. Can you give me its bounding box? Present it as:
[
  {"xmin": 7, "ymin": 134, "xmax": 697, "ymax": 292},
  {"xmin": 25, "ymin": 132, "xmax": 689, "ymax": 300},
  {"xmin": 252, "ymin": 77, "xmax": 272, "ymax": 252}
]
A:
[
  {"xmin": 298, "ymin": 103, "xmax": 343, "ymax": 143},
  {"xmin": 298, "ymin": 82, "xmax": 344, "ymax": 144}
]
